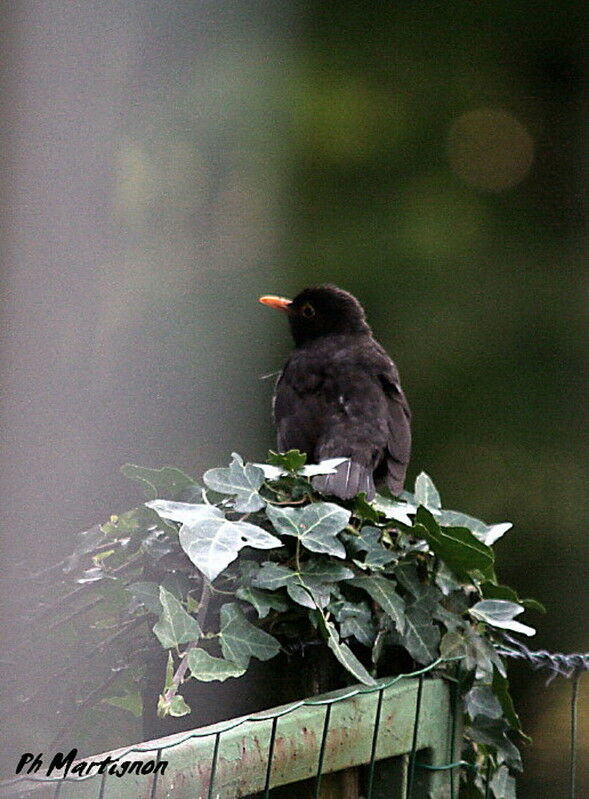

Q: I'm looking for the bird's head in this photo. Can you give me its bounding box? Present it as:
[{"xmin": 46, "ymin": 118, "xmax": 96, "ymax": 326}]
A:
[{"xmin": 259, "ymin": 284, "xmax": 370, "ymax": 346}]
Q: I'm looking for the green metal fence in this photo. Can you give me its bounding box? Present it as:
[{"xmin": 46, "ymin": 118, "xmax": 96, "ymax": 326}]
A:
[
  {"xmin": 0, "ymin": 660, "xmax": 462, "ymax": 799},
  {"xmin": 1, "ymin": 649, "xmax": 585, "ymax": 799}
]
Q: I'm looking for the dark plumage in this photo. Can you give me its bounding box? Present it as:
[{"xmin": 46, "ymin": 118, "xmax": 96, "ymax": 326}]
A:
[{"xmin": 259, "ymin": 284, "xmax": 411, "ymax": 500}]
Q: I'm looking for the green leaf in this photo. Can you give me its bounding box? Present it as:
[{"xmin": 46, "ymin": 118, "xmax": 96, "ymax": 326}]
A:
[
  {"xmin": 464, "ymin": 624, "xmax": 505, "ymax": 681},
  {"xmin": 470, "ymin": 600, "xmax": 536, "ymax": 637},
  {"xmin": 481, "ymin": 582, "xmax": 546, "ymax": 614},
  {"xmin": 187, "ymin": 648, "xmax": 246, "ymax": 681},
  {"xmin": 301, "ymin": 558, "xmax": 354, "ymax": 582},
  {"xmin": 168, "ymin": 694, "xmax": 191, "ymax": 717},
  {"xmin": 252, "ymin": 562, "xmax": 332, "ymax": 609},
  {"xmin": 465, "ymin": 685, "xmax": 503, "ymax": 720},
  {"xmin": 468, "ymin": 716, "xmax": 522, "ymax": 771},
  {"xmin": 203, "ymin": 453, "xmax": 266, "ymax": 512},
  {"xmin": 492, "ymin": 669, "xmax": 528, "ymax": 738},
  {"xmin": 352, "ymin": 494, "xmax": 381, "ymax": 524},
  {"xmin": 437, "ymin": 509, "xmax": 511, "ymax": 546},
  {"xmin": 372, "ymin": 494, "xmax": 416, "ymax": 525},
  {"xmin": 121, "ymin": 464, "xmax": 199, "ymax": 501},
  {"xmin": 102, "ymin": 690, "xmax": 143, "ymax": 718},
  {"xmin": 267, "ymin": 449, "xmax": 307, "ymax": 472},
  {"xmin": 235, "ymin": 586, "xmax": 290, "ymax": 618},
  {"xmin": 300, "ymin": 458, "xmax": 349, "ymax": 477},
  {"xmin": 332, "ymin": 601, "xmax": 376, "ymax": 647},
  {"xmin": 265, "ymin": 502, "xmax": 349, "ymax": 558},
  {"xmin": 345, "ymin": 527, "xmax": 396, "ymax": 569},
  {"xmin": 414, "ymin": 472, "xmax": 441, "ymax": 510},
  {"xmin": 149, "ymin": 501, "xmax": 281, "ymax": 581},
  {"xmin": 316, "ymin": 613, "xmax": 376, "ymax": 686},
  {"xmin": 490, "ymin": 765, "xmax": 516, "ymax": 799},
  {"xmin": 401, "ymin": 604, "xmax": 441, "ymax": 664},
  {"xmin": 440, "ymin": 630, "xmax": 467, "ymax": 659},
  {"xmin": 126, "ymin": 581, "xmax": 162, "ymax": 614},
  {"xmin": 349, "ymin": 575, "xmax": 405, "ymax": 633},
  {"xmin": 152, "ymin": 586, "xmax": 201, "ymax": 649},
  {"xmin": 393, "ymin": 562, "xmax": 423, "ymax": 596},
  {"xmin": 219, "ymin": 603, "xmax": 281, "ymax": 667},
  {"xmin": 415, "ymin": 507, "xmax": 496, "ymax": 582}
]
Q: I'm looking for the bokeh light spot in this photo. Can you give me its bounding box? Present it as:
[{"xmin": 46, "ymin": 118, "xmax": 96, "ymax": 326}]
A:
[{"xmin": 447, "ymin": 107, "xmax": 534, "ymax": 191}]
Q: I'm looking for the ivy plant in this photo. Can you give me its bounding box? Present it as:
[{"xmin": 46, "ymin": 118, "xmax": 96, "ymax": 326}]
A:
[{"xmin": 43, "ymin": 451, "xmax": 543, "ymax": 798}]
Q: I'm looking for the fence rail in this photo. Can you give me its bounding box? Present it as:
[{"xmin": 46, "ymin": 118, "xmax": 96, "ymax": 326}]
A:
[{"xmin": 0, "ymin": 667, "xmax": 461, "ymax": 799}]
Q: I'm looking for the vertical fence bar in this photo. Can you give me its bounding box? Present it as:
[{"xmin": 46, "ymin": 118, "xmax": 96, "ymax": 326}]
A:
[
  {"xmin": 97, "ymin": 769, "xmax": 108, "ymax": 799},
  {"xmin": 263, "ymin": 716, "xmax": 279, "ymax": 799},
  {"xmin": 149, "ymin": 749, "xmax": 163, "ymax": 799},
  {"xmin": 570, "ymin": 673, "xmax": 580, "ymax": 799},
  {"xmin": 207, "ymin": 732, "xmax": 221, "ymax": 799},
  {"xmin": 313, "ymin": 703, "xmax": 332, "ymax": 799},
  {"xmin": 448, "ymin": 673, "xmax": 459, "ymax": 798},
  {"xmin": 365, "ymin": 687, "xmax": 385, "ymax": 799},
  {"xmin": 406, "ymin": 674, "xmax": 424, "ymax": 799}
]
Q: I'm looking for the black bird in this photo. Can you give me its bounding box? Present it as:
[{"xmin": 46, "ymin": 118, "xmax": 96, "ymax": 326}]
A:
[{"xmin": 259, "ymin": 284, "xmax": 411, "ymax": 500}]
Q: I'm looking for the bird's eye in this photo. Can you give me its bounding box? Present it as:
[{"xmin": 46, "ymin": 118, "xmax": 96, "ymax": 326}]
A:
[{"xmin": 301, "ymin": 303, "xmax": 315, "ymax": 318}]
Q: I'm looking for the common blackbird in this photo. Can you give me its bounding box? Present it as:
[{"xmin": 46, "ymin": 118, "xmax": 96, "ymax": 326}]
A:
[{"xmin": 259, "ymin": 284, "xmax": 411, "ymax": 500}]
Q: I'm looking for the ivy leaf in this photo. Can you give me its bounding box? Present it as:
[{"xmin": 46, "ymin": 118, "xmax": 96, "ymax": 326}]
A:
[
  {"xmin": 465, "ymin": 685, "xmax": 503, "ymax": 720},
  {"xmin": 437, "ymin": 509, "xmax": 512, "ymax": 546},
  {"xmin": 265, "ymin": 503, "xmax": 349, "ymax": 558},
  {"xmin": 464, "ymin": 624, "xmax": 506, "ymax": 681},
  {"xmin": 252, "ymin": 562, "xmax": 332, "ymax": 609},
  {"xmin": 203, "ymin": 453, "xmax": 266, "ymax": 512},
  {"xmin": 148, "ymin": 501, "xmax": 281, "ymax": 581},
  {"xmin": 152, "ymin": 587, "xmax": 201, "ymax": 649},
  {"xmin": 121, "ymin": 463, "xmax": 200, "ymax": 501},
  {"xmin": 349, "ymin": 575, "xmax": 405, "ymax": 633},
  {"xmin": 490, "ymin": 765, "xmax": 516, "ymax": 799},
  {"xmin": 481, "ymin": 582, "xmax": 546, "ymax": 614},
  {"xmin": 414, "ymin": 472, "xmax": 441, "ymax": 510},
  {"xmin": 492, "ymin": 669, "xmax": 528, "ymax": 738},
  {"xmin": 219, "ymin": 603, "xmax": 281, "ymax": 667},
  {"xmin": 352, "ymin": 494, "xmax": 382, "ymax": 524},
  {"xmin": 187, "ymin": 648, "xmax": 246, "ymax": 682},
  {"xmin": 301, "ymin": 559, "xmax": 354, "ymax": 583},
  {"xmin": 415, "ymin": 507, "xmax": 496, "ymax": 583},
  {"xmin": 235, "ymin": 586, "xmax": 290, "ymax": 618},
  {"xmin": 470, "ymin": 600, "xmax": 536, "ymax": 637},
  {"xmin": 316, "ymin": 613, "xmax": 376, "ymax": 686},
  {"xmin": 468, "ymin": 716, "xmax": 523, "ymax": 771},
  {"xmin": 168, "ymin": 695, "xmax": 191, "ymax": 717},
  {"xmin": 332, "ymin": 601, "xmax": 376, "ymax": 647},
  {"xmin": 401, "ymin": 603, "xmax": 441, "ymax": 664},
  {"xmin": 300, "ymin": 458, "xmax": 349, "ymax": 477},
  {"xmin": 126, "ymin": 581, "xmax": 162, "ymax": 615},
  {"xmin": 345, "ymin": 527, "xmax": 396, "ymax": 569},
  {"xmin": 440, "ymin": 630, "xmax": 467, "ymax": 659},
  {"xmin": 267, "ymin": 449, "xmax": 307, "ymax": 472},
  {"xmin": 393, "ymin": 562, "xmax": 424, "ymax": 596},
  {"xmin": 372, "ymin": 494, "xmax": 416, "ymax": 525}
]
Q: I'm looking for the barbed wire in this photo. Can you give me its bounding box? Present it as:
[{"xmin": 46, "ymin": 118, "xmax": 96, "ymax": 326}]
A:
[{"xmin": 497, "ymin": 633, "xmax": 589, "ymax": 683}]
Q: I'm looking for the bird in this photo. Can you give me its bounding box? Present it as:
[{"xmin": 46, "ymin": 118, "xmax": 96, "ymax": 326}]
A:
[{"xmin": 258, "ymin": 284, "xmax": 411, "ymax": 500}]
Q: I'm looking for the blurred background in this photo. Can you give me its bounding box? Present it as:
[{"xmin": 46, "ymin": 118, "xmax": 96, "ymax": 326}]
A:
[{"xmin": 0, "ymin": 1, "xmax": 586, "ymax": 795}]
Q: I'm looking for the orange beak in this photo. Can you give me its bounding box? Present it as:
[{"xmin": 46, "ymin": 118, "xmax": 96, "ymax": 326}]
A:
[{"xmin": 258, "ymin": 294, "xmax": 292, "ymax": 313}]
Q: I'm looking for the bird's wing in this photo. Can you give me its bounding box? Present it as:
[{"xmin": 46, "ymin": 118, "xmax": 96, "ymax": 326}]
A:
[
  {"xmin": 273, "ymin": 357, "xmax": 326, "ymax": 455},
  {"xmin": 378, "ymin": 363, "xmax": 411, "ymax": 495}
]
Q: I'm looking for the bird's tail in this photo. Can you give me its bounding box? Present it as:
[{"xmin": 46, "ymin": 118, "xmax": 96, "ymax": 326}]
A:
[{"xmin": 312, "ymin": 460, "xmax": 375, "ymax": 501}]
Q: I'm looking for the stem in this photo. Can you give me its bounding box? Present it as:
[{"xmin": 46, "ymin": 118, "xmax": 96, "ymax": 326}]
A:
[{"xmin": 162, "ymin": 577, "xmax": 212, "ymax": 704}]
